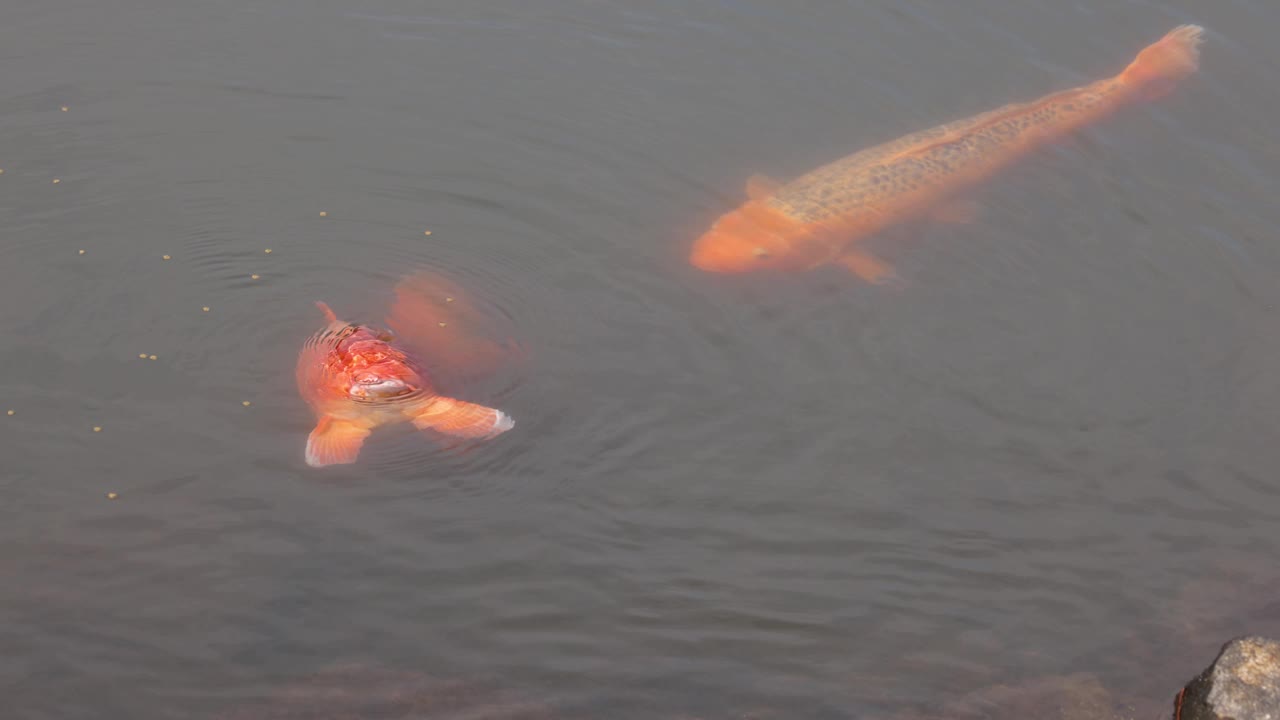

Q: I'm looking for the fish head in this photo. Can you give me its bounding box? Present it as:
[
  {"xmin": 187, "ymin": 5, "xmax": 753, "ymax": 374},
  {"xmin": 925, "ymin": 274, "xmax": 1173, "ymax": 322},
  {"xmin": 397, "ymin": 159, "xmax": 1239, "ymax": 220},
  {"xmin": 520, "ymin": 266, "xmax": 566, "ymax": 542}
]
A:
[
  {"xmin": 690, "ymin": 202, "xmax": 805, "ymax": 273},
  {"xmin": 337, "ymin": 334, "xmax": 428, "ymax": 402},
  {"xmin": 298, "ymin": 321, "xmax": 432, "ymax": 409}
]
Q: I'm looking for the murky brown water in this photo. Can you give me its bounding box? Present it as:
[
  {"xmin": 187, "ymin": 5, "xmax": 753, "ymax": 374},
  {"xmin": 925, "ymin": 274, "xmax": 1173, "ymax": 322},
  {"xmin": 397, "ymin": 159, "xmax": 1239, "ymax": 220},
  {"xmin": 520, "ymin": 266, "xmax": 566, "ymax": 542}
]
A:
[{"xmin": 3, "ymin": 1, "xmax": 1279, "ymax": 718}]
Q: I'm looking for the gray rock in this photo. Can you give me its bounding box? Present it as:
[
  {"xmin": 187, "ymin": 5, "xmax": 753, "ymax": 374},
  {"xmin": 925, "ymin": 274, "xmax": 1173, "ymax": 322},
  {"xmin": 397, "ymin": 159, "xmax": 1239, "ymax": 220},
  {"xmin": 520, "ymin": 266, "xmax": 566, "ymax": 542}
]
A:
[{"xmin": 1175, "ymin": 636, "xmax": 1280, "ymax": 720}]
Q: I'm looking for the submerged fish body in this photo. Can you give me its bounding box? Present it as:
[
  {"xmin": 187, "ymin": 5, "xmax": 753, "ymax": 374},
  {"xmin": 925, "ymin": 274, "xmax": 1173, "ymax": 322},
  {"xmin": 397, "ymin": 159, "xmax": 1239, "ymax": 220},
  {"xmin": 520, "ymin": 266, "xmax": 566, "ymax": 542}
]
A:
[
  {"xmin": 296, "ymin": 293, "xmax": 514, "ymax": 469},
  {"xmin": 690, "ymin": 25, "xmax": 1206, "ymax": 279}
]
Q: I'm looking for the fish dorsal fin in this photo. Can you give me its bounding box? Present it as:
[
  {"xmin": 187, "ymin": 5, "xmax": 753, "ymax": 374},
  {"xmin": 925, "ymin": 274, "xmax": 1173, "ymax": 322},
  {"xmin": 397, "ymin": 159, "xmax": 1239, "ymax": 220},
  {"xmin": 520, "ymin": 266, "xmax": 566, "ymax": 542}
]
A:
[{"xmin": 746, "ymin": 174, "xmax": 783, "ymax": 201}]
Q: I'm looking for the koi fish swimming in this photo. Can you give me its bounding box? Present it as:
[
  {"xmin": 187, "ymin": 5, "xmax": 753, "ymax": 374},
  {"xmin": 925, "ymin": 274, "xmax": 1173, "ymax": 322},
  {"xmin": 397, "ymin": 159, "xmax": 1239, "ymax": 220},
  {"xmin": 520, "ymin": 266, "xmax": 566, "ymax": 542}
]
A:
[
  {"xmin": 296, "ymin": 272, "xmax": 516, "ymax": 468},
  {"xmin": 690, "ymin": 25, "xmax": 1206, "ymax": 280}
]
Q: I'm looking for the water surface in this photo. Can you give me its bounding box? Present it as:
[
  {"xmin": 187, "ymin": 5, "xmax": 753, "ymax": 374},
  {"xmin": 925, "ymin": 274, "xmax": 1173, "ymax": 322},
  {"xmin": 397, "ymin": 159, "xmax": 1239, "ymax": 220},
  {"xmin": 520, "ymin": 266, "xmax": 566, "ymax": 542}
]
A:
[{"xmin": 3, "ymin": 1, "xmax": 1280, "ymax": 718}]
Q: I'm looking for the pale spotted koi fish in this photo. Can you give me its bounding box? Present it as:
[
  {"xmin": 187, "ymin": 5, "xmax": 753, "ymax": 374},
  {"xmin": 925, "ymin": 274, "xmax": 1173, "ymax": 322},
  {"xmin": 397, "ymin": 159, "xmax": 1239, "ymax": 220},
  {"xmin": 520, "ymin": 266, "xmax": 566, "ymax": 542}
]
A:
[{"xmin": 690, "ymin": 25, "xmax": 1206, "ymax": 281}]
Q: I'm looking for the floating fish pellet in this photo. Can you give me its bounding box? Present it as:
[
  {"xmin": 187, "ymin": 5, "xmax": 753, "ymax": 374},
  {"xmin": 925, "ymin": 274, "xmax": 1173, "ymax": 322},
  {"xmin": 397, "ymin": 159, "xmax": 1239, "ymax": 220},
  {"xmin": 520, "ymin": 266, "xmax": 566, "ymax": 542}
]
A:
[
  {"xmin": 138, "ymin": 353, "xmax": 148, "ymax": 359},
  {"xmin": 162, "ymin": 254, "xmax": 171, "ymax": 261},
  {"xmin": 92, "ymin": 426, "xmax": 102, "ymax": 432},
  {"xmin": 0, "ymin": 169, "xmax": 6, "ymax": 174},
  {"xmin": 242, "ymin": 400, "xmax": 251, "ymax": 407},
  {"xmin": 445, "ymin": 297, "xmax": 454, "ymax": 303},
  {"xmin": 6, "ymin": 410, "xmax": 13, "ymax": 416},
  {"xmin": 78, "ymin": 249, "xmax": 86, "ymax": 255},
  {"xmin": 52, "ymin": 178, "xmax": 60, "ymax": 184},
  {"xmin": 319, "ymin": 211, "xmax": 328, "ymax": 217},
  {"xmin": 264, "ymin": 248, "xmax": 272, "ymax": 254},
  {"xmin": 438, "ymin": 322, "xmax": 447, "ymax": 327},
  {"xmin": 106, "ymin": 492, "xmax": 118, "ymax": 500},
  {"xmin": 60, "ymin": 106, "xmax": 68, "ymax": 112},
  {"xmin": 423, "ymin": 230, "xmax": 432, "ymax": 236},
  {"xmin": 250, "ymin": 274, "xmax": 260, "ymax": 280},
  {"xmin": 148, "ymin": 355, "xmax": 157, "ymax": 361},
  {"xmin": 202, "ymin": 306, "xmax": 210, "ymax": 312}
]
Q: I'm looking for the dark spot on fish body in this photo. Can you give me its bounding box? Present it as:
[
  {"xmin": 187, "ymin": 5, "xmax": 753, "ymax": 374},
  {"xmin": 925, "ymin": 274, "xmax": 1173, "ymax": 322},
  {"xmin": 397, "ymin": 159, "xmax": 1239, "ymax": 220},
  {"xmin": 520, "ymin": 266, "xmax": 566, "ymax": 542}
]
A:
[{"xmin": 798, "ymin": 207, "xmax": 834, "ymax": 224}]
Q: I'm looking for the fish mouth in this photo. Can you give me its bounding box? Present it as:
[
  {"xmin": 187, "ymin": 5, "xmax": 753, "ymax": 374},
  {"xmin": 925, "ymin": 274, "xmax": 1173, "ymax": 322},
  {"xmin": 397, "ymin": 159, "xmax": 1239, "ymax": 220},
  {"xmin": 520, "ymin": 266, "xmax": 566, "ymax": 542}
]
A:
[
  {"xmin": 690, "ymin": 232, "xmax": 749, "ymax": 273},
  {"xmin": 348, "ymin": 378, "xmax": 417, "ymax": 401}
]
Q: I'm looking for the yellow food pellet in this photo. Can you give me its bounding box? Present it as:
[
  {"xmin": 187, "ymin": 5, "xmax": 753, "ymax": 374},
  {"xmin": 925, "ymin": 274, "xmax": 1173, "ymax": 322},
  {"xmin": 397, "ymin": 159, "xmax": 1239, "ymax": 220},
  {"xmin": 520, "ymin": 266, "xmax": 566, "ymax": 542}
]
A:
[
  {"xmin": 438, "ymin": 321, "xmax": 447, "ymax": 327},
  {"xmin": 162, "ymin": 255, "xmax": 171, "ymax": 260},
  {"xmin": 78, "ymin": 249, "xmax": 86, "ymax": 255},
  {"xmin": 445, "ymin": 297, "xmax": 454, "ymax": 303},
  {"xmin": 202, "ymin": 306, "xmax": 210, "ymax": 312},
  {"xmin": 6, "ymin": 410, "xmax": 13, "ymax": 416},
  {"xmin": 241, "ymin": 400, "xmax": 251, "ymax": 407},
  {"xmin": 319, "ymin": 211, "xmax": 328, "ymax": 217},
  {"xmin": 139, "ymin": 353, "xmax": 148, "ymax": 359},
  {"xmin": 148, "ymin": 355, "xmax": 157, "ymax": 361},
  {"xmin": 52, "ymin": 178, "xmax": 61, "ymax": 184},
  {"xmin": 264, "ymin": 248, "xmax": 272, "ymax": 254},
  {"xmin": 106, "ymin": 492, "xmax": 118, "ymax": 500},
  {"xmin": 60, "ymin": 106, "xmax": 69, "ymax": 112},
  {"xmin": 93, "ymin": 426, "xmax": 102, "ymax": 432},
  {"xmin": 423, "ymin": 230, "xmax": 432, "ymax": 236},
  {"xmin": 250, "ymin": 274, "xmax": 260, "ymax": 280},
  {"xmin": 0, "ymin": 169, "xmax": 5, "ymax": 174}
]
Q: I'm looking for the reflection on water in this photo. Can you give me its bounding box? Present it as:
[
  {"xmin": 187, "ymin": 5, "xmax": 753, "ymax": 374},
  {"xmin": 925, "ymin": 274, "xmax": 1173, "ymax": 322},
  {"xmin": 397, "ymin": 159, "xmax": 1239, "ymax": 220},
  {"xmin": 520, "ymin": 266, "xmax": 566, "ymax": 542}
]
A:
[
  {"xmin": 214, "ymin": 664, "xmax": 556, "ymax": 720},
  {"xmin": 2, "ymin": 1, "xmax": 1280, "ymax": 718}
]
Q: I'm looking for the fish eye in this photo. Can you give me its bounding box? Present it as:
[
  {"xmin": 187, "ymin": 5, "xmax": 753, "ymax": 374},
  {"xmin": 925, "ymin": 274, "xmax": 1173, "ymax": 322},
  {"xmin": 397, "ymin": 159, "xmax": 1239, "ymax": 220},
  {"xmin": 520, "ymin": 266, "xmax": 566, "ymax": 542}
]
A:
[{"xmin": 752, "ymin": 247, "xmax": 770, "ymax": 259}]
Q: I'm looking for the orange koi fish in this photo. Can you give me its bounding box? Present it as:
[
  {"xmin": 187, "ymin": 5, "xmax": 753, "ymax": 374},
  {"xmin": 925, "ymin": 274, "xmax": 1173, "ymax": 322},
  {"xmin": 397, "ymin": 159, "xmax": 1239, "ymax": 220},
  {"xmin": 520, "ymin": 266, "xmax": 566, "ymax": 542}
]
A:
[
  {"xmin": 295, "ymin": 273, "xmax": 516, "ymax": 468},
  {"xmin": 690, "ymin": 25, "xmax": 1205, "ymax": 280}
]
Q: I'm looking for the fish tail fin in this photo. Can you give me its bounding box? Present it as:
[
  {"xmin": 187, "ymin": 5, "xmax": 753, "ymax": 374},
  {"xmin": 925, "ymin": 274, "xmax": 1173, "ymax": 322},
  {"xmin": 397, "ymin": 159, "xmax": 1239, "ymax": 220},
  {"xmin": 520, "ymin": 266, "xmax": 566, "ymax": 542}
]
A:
[
  {"xmin": 406, "ymin": 396, "xmax": 514, "ymax": 440},
  {"xmin": 1119, "ymin": 25, "xmax": 1205, "ymax": 99},
  {"xmin": 316, "ymin": 301, "xmax": 339, "ymax": 324}
]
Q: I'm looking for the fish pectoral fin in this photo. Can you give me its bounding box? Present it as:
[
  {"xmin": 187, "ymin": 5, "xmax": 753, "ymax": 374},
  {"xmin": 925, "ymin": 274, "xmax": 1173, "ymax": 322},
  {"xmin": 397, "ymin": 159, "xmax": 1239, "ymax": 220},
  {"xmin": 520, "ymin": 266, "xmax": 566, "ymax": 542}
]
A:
[
  {"xmin": 835, "ymin": 248, "xmax": 898, "ymax": 285},
  {"xmin": 928, "ymin": 198, "xmax": 980, "ymax": 225},
  {"xmin": 745, "ymin": 173, "xmax": 783, "ymax": 201},
  {"xmin": 305, "ymin": 415, "xmax": 372, "ymax": 468},
  {"xmin": 406, "ymin": 397, "xmax": 514, "ymax": 439}
]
